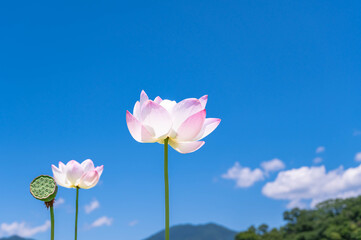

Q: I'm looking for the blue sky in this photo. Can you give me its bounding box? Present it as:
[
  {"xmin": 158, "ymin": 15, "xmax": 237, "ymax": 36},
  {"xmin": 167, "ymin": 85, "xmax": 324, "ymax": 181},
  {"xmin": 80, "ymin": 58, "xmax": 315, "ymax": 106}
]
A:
[{"xmin": 1, "ymin": 1, "xmax": 361, "ymax": 239}]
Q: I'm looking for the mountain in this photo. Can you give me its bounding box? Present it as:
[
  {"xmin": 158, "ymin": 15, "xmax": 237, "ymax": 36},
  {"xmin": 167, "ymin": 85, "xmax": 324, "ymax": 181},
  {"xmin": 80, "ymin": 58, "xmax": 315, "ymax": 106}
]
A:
[
  {"xmin": 0, "ymin": 237, "xmax": 33, "ymax": 240},
  {"xmin": 144, "ymin": 223, "xmax": 237, "ymax": 240}
]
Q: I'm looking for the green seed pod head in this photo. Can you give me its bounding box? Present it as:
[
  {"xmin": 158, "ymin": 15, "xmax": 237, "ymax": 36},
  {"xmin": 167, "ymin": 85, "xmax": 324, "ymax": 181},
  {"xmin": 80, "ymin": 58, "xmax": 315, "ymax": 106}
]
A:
[{"xmin": 30, "ymin": 175, "xmax": 58, "ymax": 202}]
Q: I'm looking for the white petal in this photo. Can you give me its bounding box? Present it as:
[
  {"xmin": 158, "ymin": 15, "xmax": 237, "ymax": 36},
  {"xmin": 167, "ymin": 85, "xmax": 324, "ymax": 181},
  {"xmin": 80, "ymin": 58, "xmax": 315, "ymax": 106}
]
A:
[
  {"xmin": 160, "ymin": 100, "xmax": 177, "ymax": 113},
  {"xmin": 126, "ymin": 111, "xmax": 155, "ymax": 142},
  {"xmin": 195, "ymin": 118, "xmax": 221, "ymax": 140},
  {"xmin": 199, "ymin": 95, "xmax": 208, "ymax": 108},
  {"xmin": 171, "ymin": 98, "xmax": 203, "ymax": 130},
  {"xmin": 59, "ymin": 162, "xmax": 66, "ymax": 172},
  {"xmin": 81, "ymin": 159, "xmax": 95, "ymax": 172},
  {"xmin": 52, "ymin": 164, "xmax": 69, "ymax": 188},
  {"xmin": 169, "ymin": 139, "xmax": 205, "ymax": 154},
  {"xmin": 140, "ymin": 101, "xmax": 172, "ymax": 139},
  {"xmin": 133, "ymin": 101, "xmax": 141, "ymax": 119},
  {"xmin": 175, "ymin": 109, "xmax": 206, "ymax": 141}
]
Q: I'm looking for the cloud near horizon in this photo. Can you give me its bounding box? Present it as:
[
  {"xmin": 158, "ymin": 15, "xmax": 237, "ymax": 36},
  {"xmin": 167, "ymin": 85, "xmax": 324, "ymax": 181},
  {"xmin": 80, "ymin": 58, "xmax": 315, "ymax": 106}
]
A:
[
  {"xmin": 222, "ymin": 159, "xmax": 285, "ymax": 187},
  {"xmin": 222, "ymin": 162, "xmax": 264, "ymax": 187},
  {"xmin": 54, "ymin": 197, "xmax": 65, "ymax": 207},
  {"xmin": 262, "ymin": 164, "xmax": 361, "ymax": 208},
  {"xmin": 91, "ymin": 216, "xmax": 113, "ymax": 228},
  {"xmin": 313, "ymin": 157, "xmax": 323, "ymax": 164},
  {"xmin": 128, "ymin": 220, "xmax": 139, "ymax": 227},
  {"xmin": 316, "ymin": 146, "xmax": 325, "ymax": 153},
  {"xmin": 0, "ymin": 221, "xmax": 50, "ymax": 238},
  {"xmin": 355, "ymin": 152, "xmax": 361, "ymax": 162},
  {"xmin": 353, "ymin": 130, "xmax": 361, "ymax": 136},
  {"xmin": 85, "ymin": 199, "xmax": 100, "ymax": 214},
  {"xmin": 261, "ymin": 158, "xmax": 285, "ymax": 173}
]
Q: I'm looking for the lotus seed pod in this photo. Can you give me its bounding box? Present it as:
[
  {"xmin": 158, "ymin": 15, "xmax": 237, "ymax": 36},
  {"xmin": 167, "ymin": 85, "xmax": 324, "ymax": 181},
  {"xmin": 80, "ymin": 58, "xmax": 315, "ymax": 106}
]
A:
[{"xmin": 30, "ymin": 175, "xmax": 58, "ymax": 202}]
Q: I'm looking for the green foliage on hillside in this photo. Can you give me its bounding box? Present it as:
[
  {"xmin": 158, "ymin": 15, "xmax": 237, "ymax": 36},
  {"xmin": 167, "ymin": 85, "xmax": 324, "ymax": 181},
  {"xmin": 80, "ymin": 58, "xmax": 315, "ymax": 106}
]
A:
[{"xmin": 235, "ymin": 196, "xmax": 361, "ymax": 240}]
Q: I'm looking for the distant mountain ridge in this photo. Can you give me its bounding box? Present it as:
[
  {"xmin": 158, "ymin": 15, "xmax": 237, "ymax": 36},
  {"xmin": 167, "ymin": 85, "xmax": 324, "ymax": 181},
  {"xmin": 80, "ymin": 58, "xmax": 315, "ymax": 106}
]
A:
[
  {"xmin": 144, "ymin": 223, "xmax": 237, "ymax": 240},
  {"xmin": 0, "ymin": 236, "xmax": 33, "ymax": 240},
  {"xmin": 1, "ymin": 223, "xmax": 236, "ymax": 240}
]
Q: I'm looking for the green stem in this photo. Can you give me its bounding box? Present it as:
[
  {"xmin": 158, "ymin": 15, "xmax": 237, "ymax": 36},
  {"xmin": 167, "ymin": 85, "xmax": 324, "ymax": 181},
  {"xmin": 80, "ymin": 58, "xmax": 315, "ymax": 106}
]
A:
[
  {"xmin": 164, "ymin": 138, "xmax": 170, "ymax": 240},
  {"xmin": 75, "ymin": 187, "xmax": 79, "ymax": 240},
  {"xmin": 50, "ymin": 205, "xmax": 54, "ymax": 240}
]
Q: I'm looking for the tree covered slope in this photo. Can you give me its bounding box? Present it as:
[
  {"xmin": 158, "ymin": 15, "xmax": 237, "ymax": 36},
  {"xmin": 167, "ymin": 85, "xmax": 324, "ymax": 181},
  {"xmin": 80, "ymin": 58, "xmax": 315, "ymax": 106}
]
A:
[{"xmin": 236, "ymin": 196, "xmax": 361, "ymax": 240}]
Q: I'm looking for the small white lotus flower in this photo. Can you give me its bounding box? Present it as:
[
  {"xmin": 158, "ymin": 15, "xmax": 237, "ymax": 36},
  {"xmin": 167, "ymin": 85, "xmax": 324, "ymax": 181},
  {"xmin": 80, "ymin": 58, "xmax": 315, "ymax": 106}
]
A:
[{"xmin": 51, "ymin": 159, "xmax": 103, "ymax": 189}]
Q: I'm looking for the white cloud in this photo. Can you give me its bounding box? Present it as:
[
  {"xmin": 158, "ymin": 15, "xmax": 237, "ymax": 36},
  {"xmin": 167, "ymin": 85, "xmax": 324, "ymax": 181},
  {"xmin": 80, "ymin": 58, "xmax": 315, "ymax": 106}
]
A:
[
  {"xmin": 0, "ymin": 221, "xmax": 50, "ymax": 238},
  {"xmin": 261, "ymin": 158, "xmax": 285, "ymax": 173},
  {"xmin": 91, "ymin": 216, "xmax": 113, "ymax": 228},
  {"xmin": 353, "ymin": 130, "xmax": 361, "ymax": 136},
  {"xmin": 85, "ymin": 200, "xmax": 100, "ymax": 214},
  {"xmin": 54, "ymin": 198, "xmax": 65, "ymax": 207},
  {"xmin": 316, "ymin": 146, "xmax": 325, "ymax": 153},
  {"xmin": 355, "ymin": 152, "xmax": 361, "ymax": 162},
  {"xmin": 262, "ymin": 164, "xmax": 361, "ymax": 208},
  {"xmin": 286, "ymin": 199, "xmax": 308, "ymax": 209},
  {"xmin": 313, "ymin": 157, "xmax": 323, "ymax": 164},
  {"xmin": 128, "ymin": 220, "xmax": 139, "ymax": 227},
  {"xmin": 222, "ymin": 162, "xmax": 264, "ymax": 188}
]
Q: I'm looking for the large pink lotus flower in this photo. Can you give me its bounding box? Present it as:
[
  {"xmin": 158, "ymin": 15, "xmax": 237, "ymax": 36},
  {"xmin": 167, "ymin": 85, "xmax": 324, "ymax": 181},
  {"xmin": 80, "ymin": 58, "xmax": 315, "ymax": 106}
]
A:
[
  {"xmin": 51, "ymin": 159, "xmax": 103, "ymax": 189},
  {"xmin": 126, "ymin": 90, "xmax": 221, "ymax": 153}
]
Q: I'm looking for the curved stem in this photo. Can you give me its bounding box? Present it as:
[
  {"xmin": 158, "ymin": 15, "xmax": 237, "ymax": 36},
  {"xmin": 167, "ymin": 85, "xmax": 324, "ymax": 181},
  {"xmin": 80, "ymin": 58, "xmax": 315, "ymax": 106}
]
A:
[
  {"xmin": 50, "ymin": 205, "xmax": 54, "ymax": 240},
  {"xmin": 164, "ymin": 138, "xmax": 170, "ymax": 240},
  {"xmin": 75, "ymin": 187, "xmax": 79, "ymax": 240}
]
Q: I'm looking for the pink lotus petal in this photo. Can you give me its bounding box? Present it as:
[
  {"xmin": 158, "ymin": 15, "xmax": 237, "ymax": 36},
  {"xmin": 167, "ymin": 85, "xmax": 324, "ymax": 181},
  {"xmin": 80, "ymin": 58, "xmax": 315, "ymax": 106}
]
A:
[
  {"xmin": 169, "ymin": 139, "xmax": 205, "ymax": 154},
  {"xmin": 175, "ymin": 109, "xmax": 206, "ymax": 141},
  {"xmin": 171, "ymin": 98, "xmax": 203, "ymax": 130},
  {"xmin": 126, "ymin": 110, "xmax": 155, "ymax": 142},
  {"xmin": 66, "ymin": 160, "xmax": 84, "ymax": 186},
  {"xmin": 78, "ymin": 170, "xmax": 100, "ymax": 189},
  {"xmin": 140, "ymin": 101, "xmax": 172, "ymax": 139},
  {"xmin": 195, "ymin": 118, "xmax": 221, "ymax": 140},
  {"xmin": 95, "ymin": 165, "xmax": 104, "ymax": 177},
  {"xmin": 81, "ymin": 159, "xmax": 95, "ymax": 172},
  {"xmin": 154, "ymin": 96, "xmax": 162, "ymax": 104},
  {"xmin": 140, "ymin": 90, "xmax": 149, "ymax": 107},
  {"xmin": 199, "ymin": 95, "xmax": 208, "ymax": 108}
]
